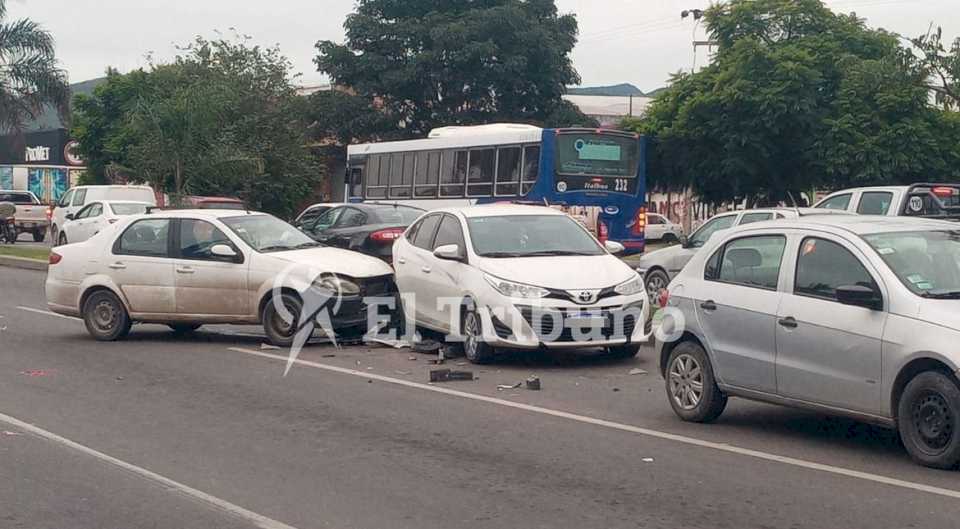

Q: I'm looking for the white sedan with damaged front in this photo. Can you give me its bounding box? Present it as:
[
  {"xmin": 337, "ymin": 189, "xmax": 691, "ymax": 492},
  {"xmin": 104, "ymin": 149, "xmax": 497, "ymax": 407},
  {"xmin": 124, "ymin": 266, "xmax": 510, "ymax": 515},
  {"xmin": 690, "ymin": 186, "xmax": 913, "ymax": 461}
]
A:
[{"xmin": 46, "ymin": 209, "xmax": 395, "ymax": 345}]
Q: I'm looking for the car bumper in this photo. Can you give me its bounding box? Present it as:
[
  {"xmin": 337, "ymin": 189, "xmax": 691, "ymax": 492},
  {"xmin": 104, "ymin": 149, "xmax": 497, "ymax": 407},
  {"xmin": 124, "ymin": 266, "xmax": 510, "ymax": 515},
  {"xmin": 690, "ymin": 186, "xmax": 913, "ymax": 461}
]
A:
[
  {"xmin": 474, "ymin": 294, "xmax": 651, "ymax": 350},
  {"xmin": 15, "ymin": 220, "xmax": 49, "ymax": 231}
]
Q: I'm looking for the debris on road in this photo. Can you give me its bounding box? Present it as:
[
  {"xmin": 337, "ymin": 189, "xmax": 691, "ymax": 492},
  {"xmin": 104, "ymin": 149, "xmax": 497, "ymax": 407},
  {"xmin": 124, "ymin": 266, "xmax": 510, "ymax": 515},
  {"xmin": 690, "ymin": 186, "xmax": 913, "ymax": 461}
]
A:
[
  {"xmin": 497, "ymin": 382, "xmax": 522, "ymax": 391},
  {"xmin": 525, "ymin": 376, "xmax": 541, "ymax": 391},
  {"xmin": 442, "ymin": 344, "xmax": 464, "ymax": 359},
  {"xmin": 612, "ymin": 388, "xmax": 621, "ymax": 392},
  {"xmin": 408, "ymin": 356, "xmax": 417, "ymax": 361},
  {"xmin": 429, "ymin": 369, "xmax": 475, "ymax": 382},
  {"xmin": 642, "ymin": 458, "xmax": 654, "ymax": 463},
  {"xmin": 20, "ymin": 369, "xmax": 51, "ymax": 377},
  {"xmin": 260, "ymin": 343, "xmax": 281, "ymax": 351},
  {"xmin": 628, "ymin": 368, "xmax": 648, "ymax": 376},
  {"xmin": 367, "ymin": 337, "xmax": 413, "ymax": 349},
  {"xmin": 321, "ymin": 354, "xmax": 336, "ymax": 358},
  {"xmin": 2, "ymin": 431, "xmax": 23, "ymax": 436},
  {"xmin": 412, "ymin": 340, "xmax": 442, "ymax": 353}
]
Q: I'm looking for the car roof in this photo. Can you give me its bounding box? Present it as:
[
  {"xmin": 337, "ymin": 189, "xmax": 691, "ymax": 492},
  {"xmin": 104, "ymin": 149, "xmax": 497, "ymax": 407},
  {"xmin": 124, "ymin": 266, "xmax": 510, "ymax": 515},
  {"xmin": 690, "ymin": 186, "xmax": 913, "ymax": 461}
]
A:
[
  {"xmin": 733, "ymin": 213, "xmax": 959, "ymax": 236},
  {"xmin": 434, "ymin": 204, "xmax": 568, "ymax": 218},
  {"xmin": 351, "ymin": 202, "xmax": 424, "ymax": 211},
  {"xmin": 822, "ymin": 186, "xmax": 909, "ymax": 195}
]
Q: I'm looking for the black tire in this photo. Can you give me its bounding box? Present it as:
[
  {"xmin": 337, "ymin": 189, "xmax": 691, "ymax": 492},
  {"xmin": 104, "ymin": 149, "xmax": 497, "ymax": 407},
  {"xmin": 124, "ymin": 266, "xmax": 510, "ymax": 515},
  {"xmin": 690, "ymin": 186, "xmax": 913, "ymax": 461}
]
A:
[
  {"xmin": 897, "ymin": 371, "xmax": 960, "ymax": 469},
  {"xmin": 665, "ymin": 341, "xmax": 727, "ymax": 423},
  {"xmin": 262, "ymin": 292, "xmax": 303, "ymax": 347},
  {"xmin": 461, "ymin": 306, "xmax": 495, "ymax": 364},
  {"xmin": 50, "ymin": 225, "xmax": 58, "ymax": 246},
  {"xmin": 662, "ymin": 233, "xmax": 679, "ymax": 244},
  {"xmin": 608, "ymin": 344, "xmax": 641, "ymax": 359},
  {"xmin": 33, "ymin": 230, "xmax": 45, "ymax": 243},
  {"xmin": 82, "ymin": 290, "xmax": 132, "ymax": 341},
  {"xmin": 58, "ymin": 232, "xmax": 67, "ymax": 246},
  {"xmin": 645, "ymin": 269, "xmax": 670, "ymax": 306},
  {"xmin": 168, "ymin": 323, "xmax": 202, "ymax": 334}
]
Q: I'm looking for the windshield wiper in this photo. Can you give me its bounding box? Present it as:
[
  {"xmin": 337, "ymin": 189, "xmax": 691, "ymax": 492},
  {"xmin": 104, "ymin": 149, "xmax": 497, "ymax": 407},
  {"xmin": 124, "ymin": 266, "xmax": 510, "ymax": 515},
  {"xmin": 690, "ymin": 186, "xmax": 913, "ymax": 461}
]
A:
[
  {"xmin": 259, "ymin": 245, "xmax": 295, "ymax": 252},
  {"xmin": 294, "ymin": 242, "xmax": 321, "ymax": 249},
  {"xmin": 522, "ymin": 250, "xmax": 598, "ymax": 256},
  {"xmin": 479, "ymin": 252, "xmax": 527, "ymax": 258},
  {"xmin": 921, "ymin": 291, "xmax": 960, "ymax": 299}
]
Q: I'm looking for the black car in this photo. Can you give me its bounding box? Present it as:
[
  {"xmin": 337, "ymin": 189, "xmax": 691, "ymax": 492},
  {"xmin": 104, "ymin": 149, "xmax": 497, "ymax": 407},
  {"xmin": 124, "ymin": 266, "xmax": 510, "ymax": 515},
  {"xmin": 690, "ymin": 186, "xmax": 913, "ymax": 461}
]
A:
[{"xmin": 302, "ymin": 203, "xmax": 424, "ymax": 260}]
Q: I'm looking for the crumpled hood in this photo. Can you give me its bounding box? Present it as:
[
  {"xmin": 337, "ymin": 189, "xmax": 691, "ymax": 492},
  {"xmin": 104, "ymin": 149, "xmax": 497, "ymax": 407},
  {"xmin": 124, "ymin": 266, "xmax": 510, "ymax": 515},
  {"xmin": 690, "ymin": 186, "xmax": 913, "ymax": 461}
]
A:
[
  {"xmin": 477, "ymin": 254, "xmax": 636, "ymax": 290},
  {"xmin": 918, "ymin": 299, "xmax": 960, "ymax": 332},
  {"xmin": 270, "ymin": 247, "xmax": 394, "ymax": 278}
]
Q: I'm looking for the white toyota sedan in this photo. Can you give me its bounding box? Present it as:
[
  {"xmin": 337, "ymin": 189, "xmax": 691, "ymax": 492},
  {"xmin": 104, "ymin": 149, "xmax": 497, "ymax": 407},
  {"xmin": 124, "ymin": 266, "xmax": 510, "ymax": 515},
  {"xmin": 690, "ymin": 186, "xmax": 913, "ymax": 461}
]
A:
[
  {"xmin": 393, "ymin": 205, "xmax": 651, "ymax": 363},
  {"xmin": 47, "ymin": 210, "xmax": 395, "ymax": 344}
]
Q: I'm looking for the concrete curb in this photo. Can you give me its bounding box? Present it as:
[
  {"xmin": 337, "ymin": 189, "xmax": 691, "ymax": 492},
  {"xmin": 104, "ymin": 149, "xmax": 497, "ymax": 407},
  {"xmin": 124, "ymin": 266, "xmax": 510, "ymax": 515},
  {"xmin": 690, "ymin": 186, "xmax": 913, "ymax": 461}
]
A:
[{"xmin": 0, "ymin": 255, "xmax": 48, "ymax": 271}]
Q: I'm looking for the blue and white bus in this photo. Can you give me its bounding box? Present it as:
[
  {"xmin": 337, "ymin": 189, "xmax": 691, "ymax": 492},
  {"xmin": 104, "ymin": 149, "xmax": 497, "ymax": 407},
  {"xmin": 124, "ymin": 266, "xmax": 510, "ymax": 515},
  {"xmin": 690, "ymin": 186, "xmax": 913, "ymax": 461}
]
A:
[{"xmin": 345, "ymin": 124, "xmax": 648, "ymax": 253}]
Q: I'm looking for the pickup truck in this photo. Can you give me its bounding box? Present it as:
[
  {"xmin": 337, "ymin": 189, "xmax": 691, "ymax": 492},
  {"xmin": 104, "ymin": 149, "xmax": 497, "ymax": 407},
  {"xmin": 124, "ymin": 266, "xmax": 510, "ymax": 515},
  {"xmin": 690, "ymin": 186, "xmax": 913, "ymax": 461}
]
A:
[
  {"xmin": 814, "ymin": 183, "xmax": 960, "ymax": 219},
  {"xmin": 0, "ymin": 191, "xmax": 49, "ymax": 242}
]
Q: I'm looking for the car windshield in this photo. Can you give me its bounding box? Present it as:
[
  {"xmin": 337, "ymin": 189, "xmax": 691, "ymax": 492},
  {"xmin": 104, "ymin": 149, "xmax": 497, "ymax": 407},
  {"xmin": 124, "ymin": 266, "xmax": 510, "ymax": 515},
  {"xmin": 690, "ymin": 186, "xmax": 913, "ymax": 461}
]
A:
[
  {"xmin": 109, "ymin": 203, "xmax": 149, "ymax": 215},
  {"xmin": 372, "ymin": 206, "xmax": 423, "ymax": 224},
  {"xmin": 864, "ymin": 230, "xmax": 960, "ymax": 297},
  {"xmin": 221, "ymin": 214, "xmax": 319, "ymax": 252},
  {"xmin": 467, "ymin": 214, "xmax": 604, "ymax": 257}
]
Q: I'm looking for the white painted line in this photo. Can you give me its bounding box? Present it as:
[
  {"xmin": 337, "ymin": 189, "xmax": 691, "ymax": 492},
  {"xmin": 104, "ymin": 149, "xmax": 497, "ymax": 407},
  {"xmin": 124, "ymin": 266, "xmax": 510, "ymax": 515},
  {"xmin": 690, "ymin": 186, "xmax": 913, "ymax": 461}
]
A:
[
  {"xmin": 0, "ymin": 411, "xmax": 300, "ymax": 529},
  {"xmin": 17, "ymin": 306, "xmax": 80, "ymax": 321},
  {"xmin": 229, "ymin": 346, "xmax": 960, "ymax": 501}
]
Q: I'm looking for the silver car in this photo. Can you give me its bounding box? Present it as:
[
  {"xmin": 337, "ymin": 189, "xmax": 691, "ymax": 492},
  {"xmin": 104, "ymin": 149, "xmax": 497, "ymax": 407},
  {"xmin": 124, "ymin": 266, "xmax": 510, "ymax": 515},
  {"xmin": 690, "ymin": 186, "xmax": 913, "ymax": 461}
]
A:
[{"xmin": 658, "ymin": 215, "xmax": 960, "ymax": 469}]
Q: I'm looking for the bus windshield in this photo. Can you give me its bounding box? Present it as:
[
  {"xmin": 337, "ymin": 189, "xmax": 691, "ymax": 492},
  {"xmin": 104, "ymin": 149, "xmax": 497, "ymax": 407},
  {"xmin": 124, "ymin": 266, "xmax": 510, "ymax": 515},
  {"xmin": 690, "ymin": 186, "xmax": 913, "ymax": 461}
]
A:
[{"xmin": 555, "ymin": 133, "xmax": 639, "ymax": 178}]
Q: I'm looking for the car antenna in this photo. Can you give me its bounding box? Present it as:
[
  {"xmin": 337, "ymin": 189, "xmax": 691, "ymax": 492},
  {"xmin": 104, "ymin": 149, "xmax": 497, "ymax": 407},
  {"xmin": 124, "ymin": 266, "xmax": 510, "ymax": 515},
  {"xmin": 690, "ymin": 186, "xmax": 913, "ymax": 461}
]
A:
[{"xmin": 786, "ymin": 191, "xmax": 801, "ymax": 217}]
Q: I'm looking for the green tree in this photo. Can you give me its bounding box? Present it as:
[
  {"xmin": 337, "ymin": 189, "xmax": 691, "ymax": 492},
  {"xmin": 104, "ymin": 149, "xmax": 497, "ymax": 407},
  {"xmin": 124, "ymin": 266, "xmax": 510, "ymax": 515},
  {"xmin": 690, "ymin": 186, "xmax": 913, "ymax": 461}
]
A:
[
  {"xmin": 624, "ymin": 0, "xmax": 960, "ymax": 205},
  {"xmin": 71, "ymin": 37, "xmax": 320, "ymax": 217},
  {"xmin": 912, "ymin": 26, "xmax": 960, "ymax": 110},
  {"xmin": 315, "ymin": 0, "xmax": 586, "ymax": 139},
  {"xmin": 0, "ymin": 0, "xmax": 70, "ymax": 133}
]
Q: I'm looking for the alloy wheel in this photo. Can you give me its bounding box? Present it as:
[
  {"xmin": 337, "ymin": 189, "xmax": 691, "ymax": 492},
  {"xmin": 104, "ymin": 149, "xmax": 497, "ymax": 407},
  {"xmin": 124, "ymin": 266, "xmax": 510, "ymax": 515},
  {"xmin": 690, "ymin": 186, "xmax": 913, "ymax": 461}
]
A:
[{"xmin": 669, "ymin": 353, "xmax": 704, "ymax": 410}]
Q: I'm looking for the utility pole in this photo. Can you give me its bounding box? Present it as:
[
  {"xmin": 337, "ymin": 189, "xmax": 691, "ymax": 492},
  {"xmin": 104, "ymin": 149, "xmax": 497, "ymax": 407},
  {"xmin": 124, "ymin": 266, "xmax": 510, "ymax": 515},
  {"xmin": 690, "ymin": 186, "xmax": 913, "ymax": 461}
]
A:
[{"xmin": 681, "ymin": 8, "xmax": 719, "ymax": 72}]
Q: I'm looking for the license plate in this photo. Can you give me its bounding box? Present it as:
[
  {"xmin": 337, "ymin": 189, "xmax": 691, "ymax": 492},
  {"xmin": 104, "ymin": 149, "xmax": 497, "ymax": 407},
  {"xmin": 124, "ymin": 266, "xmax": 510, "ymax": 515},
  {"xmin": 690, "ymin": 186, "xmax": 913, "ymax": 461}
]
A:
[{"xmin": 565, "ymin": 314, "xmax": 607, "ymax": 329}]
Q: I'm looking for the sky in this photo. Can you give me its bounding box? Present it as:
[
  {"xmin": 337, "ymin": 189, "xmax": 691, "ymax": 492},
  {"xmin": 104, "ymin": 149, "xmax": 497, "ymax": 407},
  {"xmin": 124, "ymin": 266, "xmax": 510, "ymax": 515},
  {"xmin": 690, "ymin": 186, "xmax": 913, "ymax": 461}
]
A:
[{"xmin": 6, "ymin": 0, "xmax": 958, "ymax": 93}]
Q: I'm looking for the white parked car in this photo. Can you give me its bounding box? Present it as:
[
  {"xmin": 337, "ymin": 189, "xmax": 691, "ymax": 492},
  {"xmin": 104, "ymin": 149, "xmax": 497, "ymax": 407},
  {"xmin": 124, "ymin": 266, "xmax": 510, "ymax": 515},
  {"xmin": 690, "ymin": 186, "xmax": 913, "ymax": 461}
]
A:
[
  {"xmin": 47, "ymin": 210, "xmax": 394, "ymax": 344},
  {"xmin": 814, "ymin": 183, "xmax": 960, "ymax": 218},
  {"xmin": 51, "ymin": 185, "xmax": 157, "ymax": 246},
  {"xmin": 644, "ymin": 213, "xmax": 684, "ymax": 243},
  {"xmin": 393, "ymin": 205, "xmax": 651, "ymax": 363},
  {"xmin": 58, "ymin": 200, "xmax": 152, "ymax": 245}
]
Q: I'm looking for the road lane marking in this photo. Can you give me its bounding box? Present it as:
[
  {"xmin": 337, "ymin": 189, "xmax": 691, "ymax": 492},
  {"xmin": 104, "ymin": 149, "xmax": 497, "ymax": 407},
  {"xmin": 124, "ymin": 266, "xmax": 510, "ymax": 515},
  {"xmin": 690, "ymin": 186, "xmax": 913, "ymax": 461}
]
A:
[
  {"xmin": 229, "ymin": 346, "xmax": 960, "ymax": 501},
  {"xmin": 16, "ymin": 306, "xmax": 80, "ymax": 321},
  {"xmin": 0, "ymin": 411, "xmax": 300, "ymax": 529}
]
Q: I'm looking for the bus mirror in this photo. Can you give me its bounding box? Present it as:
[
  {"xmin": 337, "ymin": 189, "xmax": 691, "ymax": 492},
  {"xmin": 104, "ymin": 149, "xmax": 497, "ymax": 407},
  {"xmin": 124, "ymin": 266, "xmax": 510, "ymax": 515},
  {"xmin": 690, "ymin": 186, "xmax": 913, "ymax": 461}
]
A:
[{"xmin": 604, "ymin": 241, "xmax": 625, "ymax": 255}]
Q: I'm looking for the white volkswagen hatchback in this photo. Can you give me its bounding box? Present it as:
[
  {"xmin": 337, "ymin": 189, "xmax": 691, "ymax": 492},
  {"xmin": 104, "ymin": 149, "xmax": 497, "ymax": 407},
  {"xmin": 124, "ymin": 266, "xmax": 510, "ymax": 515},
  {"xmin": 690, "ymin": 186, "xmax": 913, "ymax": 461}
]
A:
[
  {"xmin": 393, "ymin": 205, "xmax": 650, "ymax": 363},
  {"xmin": 47, "ymin": 210, "xmax": 395, "ymax": 344}
]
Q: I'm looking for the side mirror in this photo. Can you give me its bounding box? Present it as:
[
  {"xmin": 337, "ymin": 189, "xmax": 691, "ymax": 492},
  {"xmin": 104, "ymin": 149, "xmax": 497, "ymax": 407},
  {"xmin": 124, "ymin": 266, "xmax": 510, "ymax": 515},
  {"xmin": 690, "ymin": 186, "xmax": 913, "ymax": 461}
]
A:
[
  {"xmin": 836, "ymin": 284, "xmax": 882, "ymax": 311},
  {"xmin": 210, "ymin": 244, "xmax": 239, "ymax": 260},
  {"xmin": 604, "ymin": 240, "xmax": 625, "ymax": 255},
  {"xmin": 65, "ymin": 213, "xmax": 75, "ymax": 221},
  {"xmin": 433, "ymin": 244, "xmax": 464, "ymax": 261}
]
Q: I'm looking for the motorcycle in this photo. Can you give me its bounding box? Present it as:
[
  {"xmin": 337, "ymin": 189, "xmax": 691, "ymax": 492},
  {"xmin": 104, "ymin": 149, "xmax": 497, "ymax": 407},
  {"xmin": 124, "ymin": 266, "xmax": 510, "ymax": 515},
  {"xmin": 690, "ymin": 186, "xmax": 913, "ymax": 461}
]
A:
[{"xmin": 0, "ymin": 202, "xmax": 17, "ymax": 244}]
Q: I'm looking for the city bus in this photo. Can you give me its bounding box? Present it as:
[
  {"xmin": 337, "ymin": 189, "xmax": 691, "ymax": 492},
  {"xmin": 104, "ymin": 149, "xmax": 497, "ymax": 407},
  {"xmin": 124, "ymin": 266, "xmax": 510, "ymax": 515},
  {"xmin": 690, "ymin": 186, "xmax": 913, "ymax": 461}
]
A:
[{"xmin": 345, "ymin": 124, "xmax": 648, "ymax": 253}]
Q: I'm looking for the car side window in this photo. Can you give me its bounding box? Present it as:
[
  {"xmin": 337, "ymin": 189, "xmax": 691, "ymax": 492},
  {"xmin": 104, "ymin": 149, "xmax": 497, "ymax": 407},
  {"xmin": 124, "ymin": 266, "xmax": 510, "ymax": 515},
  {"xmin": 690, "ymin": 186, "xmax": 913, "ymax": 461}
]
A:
[
  {"xmin": 648, "ymin": 214, "xmax": 665, "ymax": 225},
  {"xmin": 433, "ymin": 215, "xmax": 465, "ymax": 250},
  {"xmin": 87, "ymin": 203, "xmax": 103, "ymax": 218},
  {"xmin": 739, "ymin": 212, "xmax": 773, "ymax": 225},
  {"xmin": 816, "ymin": 194, "xmax": 851, "ymax": 211},
  {"xmin": 310, "ymin": 207, "xmax": 343, "ymax": 232},
  {"xmin": 707, "ymin": 235, "xmax": 787, "ymax": 290},
  {"xmin": 58, "ymin": 189, "xmax": 74, "ymax": 207},
  {"xmin": 795, "ymin": 237, "xmax": 878, "ymax": 301},
  {"xmin": 412, "ymin": 214, "xmax": 442, "ymax": 250},
  {"xmin": 690, "ymin": 215, "xmax": 736, "ymax": 248},
  {"xmin": 336, "ymin": 208, "xmax": 367, "ymax": 228},
  {"xmin": 72, "ymin": 189, "xmax": 87, "ymax": 207},
  {"xmin": 179, "ymin": 219, "xmax": 236, "ymax": 261},
  {"xmin": 857, "ymin": 192, "xmax": 893, "ymax": 215},
  {"xmin": 75, "ymin": 203, "xmax": 96, "ymax": 219},
  {"xmin": 114, "ymin": 219, "xmax": 170, "ymax": 257}
]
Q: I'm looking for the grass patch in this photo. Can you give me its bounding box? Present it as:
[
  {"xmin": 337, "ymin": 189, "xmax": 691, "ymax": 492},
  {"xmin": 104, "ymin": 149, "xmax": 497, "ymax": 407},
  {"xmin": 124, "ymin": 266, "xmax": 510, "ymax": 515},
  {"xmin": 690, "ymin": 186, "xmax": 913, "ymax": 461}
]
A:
[{"xmin": 0, "ymin": 245, "xmax": 50, "ymax": 261}]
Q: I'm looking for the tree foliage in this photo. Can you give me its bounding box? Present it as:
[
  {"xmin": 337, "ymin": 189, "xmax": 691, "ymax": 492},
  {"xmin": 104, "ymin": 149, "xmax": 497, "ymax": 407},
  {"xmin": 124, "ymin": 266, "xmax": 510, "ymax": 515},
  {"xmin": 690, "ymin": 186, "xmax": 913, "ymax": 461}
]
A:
[
  {"xmin": 71, "ymin": 37, "xmax": 320, "ymax": 217},
  {"xmin": 913, "ymin": 26, "xmax": 960, "ymax": 110},
  {"xmin": 624, "ymin": 0, "xmax": 960, "ymax": 205},
  {"xmin": 314, "ymin": 0, "xmax": 592, "ymax": 140},
  {"xmin": 0, "ymin": 0, "xmax": 70, "ymax": 134}
]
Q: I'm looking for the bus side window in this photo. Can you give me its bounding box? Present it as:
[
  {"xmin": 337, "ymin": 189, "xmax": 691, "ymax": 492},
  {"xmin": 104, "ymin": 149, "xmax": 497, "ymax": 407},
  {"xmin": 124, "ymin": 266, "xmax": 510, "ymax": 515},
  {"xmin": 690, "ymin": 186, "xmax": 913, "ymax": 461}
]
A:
[
  {"xmin": 367, "ymin": 154, "xmax": 388, "ymax": 199},
  {"xmin": 522, "ymin": 145, "xmax": 540, "ymax": 194},
  {"xmin": 390, "ymin": 153, "xmax": 414, "ymax": 198},
  {"xmin": 349, "ymin": 168, "xmax": 362, "ymax": 198},
  {"xmin": 441, "ymin": 149, "xmax": 466, "ymax": 197},
  {"xmin": 467, "ymin": 148, "xmax": 494, "ymax": 196},
  {"xmin": 496, "ymin": 146, "xmax": 521, "ymax": 196},
  {"xmin": 415, "ymin": 151, "xmax": 440, "ymax": 198}
]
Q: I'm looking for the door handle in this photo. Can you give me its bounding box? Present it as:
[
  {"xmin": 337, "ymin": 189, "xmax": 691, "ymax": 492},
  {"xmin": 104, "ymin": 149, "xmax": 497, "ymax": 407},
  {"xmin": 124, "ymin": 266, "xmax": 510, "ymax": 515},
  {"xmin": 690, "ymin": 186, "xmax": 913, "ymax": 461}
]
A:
[
  {"xmin": 778, "ymin": 317, "xmax": 798, "ymax": 329},
  {"xmin": 421, "ymin": 266, "xmax": 432, "ymax": 274},
  {"xmin": 108, "ymin": 262, "xmax": 126, "ymax": 270},
  {"xmin": 176, "ymin": 266, "xmax": 195, "ymax": 274},
  {"xmin": 397, "ymin": 258, "xmax": 406, "ymax": 265},
  {"xmin": 699, "ymin": 300, "xmax": 717, "ymax": 311}
]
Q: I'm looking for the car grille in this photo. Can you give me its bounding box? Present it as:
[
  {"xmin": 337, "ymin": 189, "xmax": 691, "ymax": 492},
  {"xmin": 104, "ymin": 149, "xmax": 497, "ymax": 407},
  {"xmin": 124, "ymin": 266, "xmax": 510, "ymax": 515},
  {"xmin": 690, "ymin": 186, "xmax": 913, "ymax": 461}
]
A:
[{"xmin": 515, "ymin": 304, "xmax": 640, "ymax": 343}]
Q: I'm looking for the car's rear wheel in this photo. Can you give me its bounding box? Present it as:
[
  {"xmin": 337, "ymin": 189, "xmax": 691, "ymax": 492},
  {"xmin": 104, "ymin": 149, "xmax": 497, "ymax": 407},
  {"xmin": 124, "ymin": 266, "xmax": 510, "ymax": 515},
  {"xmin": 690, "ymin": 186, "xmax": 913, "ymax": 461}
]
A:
[
  {"xmin": 462, "ymin": 307, "xmax": 495, "ymax": 364},
  {"xmin": 33, "ymin": 230, "xmax": 45, "ymax": 243},
  {"xmin": 645, "ymin": 269, "xmax": 669, "ymax": 305},
  {"xmin": 58, "ymin": 232, "xmax": 67, "ymax": 246},
  {"xmin": 168, "ymin": 323, "xmax": 202, "ymax": 334},
  {"xmin": 897, "ymin": 371, "xmax": 960, "ymax": 469},
  {"xmin": 666, "ymin": 341, "xmax": 726, "ymax": 422},
  {"xmin": 262, "ymin": 293, "xmax": 303, "ymax": 348},
  {"xmin": 82, "ymin": 290, "xmax": 132, "ymax": 341}
]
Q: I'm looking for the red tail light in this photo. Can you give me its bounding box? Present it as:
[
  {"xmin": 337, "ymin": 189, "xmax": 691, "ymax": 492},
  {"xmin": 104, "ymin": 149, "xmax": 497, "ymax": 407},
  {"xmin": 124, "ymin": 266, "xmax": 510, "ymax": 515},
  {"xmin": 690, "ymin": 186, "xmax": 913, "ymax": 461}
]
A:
[
  {"xmin": 932, "ymin": 186, "xmax": 956, "ymax": 198},
  {"xmin": 46, "ymin": 206, "xmax": 54, "ymax": 221},
  {"xmin": 49, "ymin": 252, "xmax": 62, "ymax": 265},
  {"xmin": 370, "ymin": 228, "xmax": 404, "ymax": 243},
  {"xmin": 633, "ymin": 207, "xmax": 647, "ymax": 236},
  {"xmin": 658, "ymin": 289, "xmax": 670, "ymax": 308},
  {"xmin": 598, "ymin": 222, "xmax": 609, "ymax": 243}
]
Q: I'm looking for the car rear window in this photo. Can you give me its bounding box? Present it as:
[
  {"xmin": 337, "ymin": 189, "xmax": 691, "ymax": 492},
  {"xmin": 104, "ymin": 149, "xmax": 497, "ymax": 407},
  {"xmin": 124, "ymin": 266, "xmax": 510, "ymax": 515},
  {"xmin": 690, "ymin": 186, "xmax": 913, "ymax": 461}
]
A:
[
  {"xmin": 103, "ymin": 188, "xmax": 157, "ymax": 204},
  {"xmin": 0, "ymin": 192, "xmax": 39, "ymax": 205},
  {"xmin": 373, "ymin": 206, "xmax": 423, "ymax": 225}
]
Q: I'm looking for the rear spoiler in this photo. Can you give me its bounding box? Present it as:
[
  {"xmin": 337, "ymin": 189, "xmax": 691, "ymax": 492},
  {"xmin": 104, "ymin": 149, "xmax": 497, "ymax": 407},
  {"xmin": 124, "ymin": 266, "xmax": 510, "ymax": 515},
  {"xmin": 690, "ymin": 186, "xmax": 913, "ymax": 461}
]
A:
[{"xmin": 902, "ymin": 183, "xmax": 960, "ymax": 219}]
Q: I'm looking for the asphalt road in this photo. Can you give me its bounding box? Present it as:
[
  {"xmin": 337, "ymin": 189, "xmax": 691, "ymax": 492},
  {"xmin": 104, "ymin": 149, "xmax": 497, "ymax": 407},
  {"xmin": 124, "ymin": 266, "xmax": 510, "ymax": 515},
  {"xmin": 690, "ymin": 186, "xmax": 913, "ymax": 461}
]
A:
[{"xmin": 2, "ymin": 266, "xmax": 960, "ymax": 529}]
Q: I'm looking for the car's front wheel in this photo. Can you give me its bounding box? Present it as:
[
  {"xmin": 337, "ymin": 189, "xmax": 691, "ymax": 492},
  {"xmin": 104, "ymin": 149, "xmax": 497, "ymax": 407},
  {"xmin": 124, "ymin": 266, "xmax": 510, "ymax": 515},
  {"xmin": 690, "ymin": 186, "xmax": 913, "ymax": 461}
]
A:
[
  {"xmin": 645, "ymin": 269, "xmax": 669, "ymax": 305},
  {"xmin": 462, "ymin": 307, "xmax": 495, "ymax": 364},
  {"xmin": 58, "ymin": 232, "xmax": 68, "ymax": 246},
  {"xmin": 665, "ymin": 341, "xmax": 727, "ymax": 422},
  {"xmin": 262, "ymin": 293, "xmax": 303, "ymax": 348},
  {"xmin": 82, "ymin": 290, "xmax": 132, "ymax": 341},
  {"xmin": 898, "ymin": 371, "xmax": 960, "ymax": 469}
]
